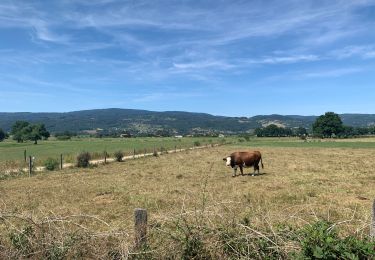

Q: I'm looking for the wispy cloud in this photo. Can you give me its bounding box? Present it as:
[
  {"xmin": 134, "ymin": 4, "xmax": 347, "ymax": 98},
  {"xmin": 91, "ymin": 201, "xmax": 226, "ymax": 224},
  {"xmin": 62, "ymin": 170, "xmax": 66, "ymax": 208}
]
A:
[
  {"xmin": 247, "ymin": 54, "xmax": 320, "ymax": 65},
  {"xmin": 330, "ymin": 45, "xmax": 375, "ymax": 59},
  {"xmin": 300, "ymin": 67, "xmax": 364, "ymax": 79},
  {"xmin": 1, "ymin": 0, "xmax": 375, "ymax": 114}
]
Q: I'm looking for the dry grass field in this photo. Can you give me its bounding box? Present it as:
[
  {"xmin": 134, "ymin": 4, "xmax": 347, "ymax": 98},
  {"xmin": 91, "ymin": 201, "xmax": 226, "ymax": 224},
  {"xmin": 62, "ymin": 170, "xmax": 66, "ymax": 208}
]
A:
[{"xmin": 1, "ymin": 144, "xmax": 374, "ymax": 258}]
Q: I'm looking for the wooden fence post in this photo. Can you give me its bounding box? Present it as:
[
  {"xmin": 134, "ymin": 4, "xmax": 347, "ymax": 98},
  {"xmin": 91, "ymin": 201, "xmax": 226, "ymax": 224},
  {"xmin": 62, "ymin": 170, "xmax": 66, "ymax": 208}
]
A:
[
  {"xmin": 371, "ymin": 199, "xmax": 375, "ymax": 238},
  {"xmin": 24, "ymin": 150, "xmax": 27, "ymax": 163},
  {"xmin": 104, "ymin": 151, "xmax": 107, "ymax": 164},
  {"xmin": 60, "ymin": 154, "xmax": 63, "ymax": 170},
  {"xmin": 133, "ymin": 148, "xmax": 136, "ymax": 159},
  {"xmin": 144, "ymin": 148, "xmax": 146, "ymax": 157},
  {"xmin": 134, "ymin": 208, "xmax": 147, "ymax": 249},
  {"xmin": 28, "ymin": 156, "xmax": 32, "ymax": 177}
]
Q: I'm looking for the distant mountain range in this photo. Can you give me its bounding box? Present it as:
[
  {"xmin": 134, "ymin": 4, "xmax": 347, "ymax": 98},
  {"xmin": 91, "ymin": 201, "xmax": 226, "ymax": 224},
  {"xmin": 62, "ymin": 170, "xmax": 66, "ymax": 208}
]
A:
[{"xmin": 0, "ymin": 108, "xmax": 375, "ymax": 135}]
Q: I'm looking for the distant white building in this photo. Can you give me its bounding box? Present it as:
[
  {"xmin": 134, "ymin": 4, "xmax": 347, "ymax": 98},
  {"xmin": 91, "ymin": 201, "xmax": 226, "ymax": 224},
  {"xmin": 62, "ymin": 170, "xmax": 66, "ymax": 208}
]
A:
[
  {"xmin": 218, "ymin": 134, "xmax": 225, "ymax": 138},
  {"xmin": 174, "ymin": 135, "xmax": 183, "ymax": 138}
]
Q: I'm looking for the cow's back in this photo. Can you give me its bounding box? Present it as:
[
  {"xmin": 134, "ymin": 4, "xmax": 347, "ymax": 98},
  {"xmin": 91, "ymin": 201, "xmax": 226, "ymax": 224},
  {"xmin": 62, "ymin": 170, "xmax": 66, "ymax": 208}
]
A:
[{"xmin": 231, "ymin": 151, "xmax": 261, "ymax": 166}]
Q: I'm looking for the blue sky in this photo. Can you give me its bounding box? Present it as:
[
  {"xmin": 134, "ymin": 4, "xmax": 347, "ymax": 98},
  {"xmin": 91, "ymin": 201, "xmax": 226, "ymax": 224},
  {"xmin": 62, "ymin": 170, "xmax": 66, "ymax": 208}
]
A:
[{"xmin": 1, "ymin": 0, "xmax": 375, "ymax": 116}]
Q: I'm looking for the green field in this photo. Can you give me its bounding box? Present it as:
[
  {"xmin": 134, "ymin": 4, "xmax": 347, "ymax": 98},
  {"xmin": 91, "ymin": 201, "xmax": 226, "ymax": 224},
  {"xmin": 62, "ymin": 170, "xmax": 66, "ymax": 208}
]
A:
[
  {"xmin": 0, "ymin": 137, "xmax": 231, "ymax": 166},
  {"xmin": 238, "ymin": 137, "xmax": 375, "ymax": 149},
  {"xmin": 1, "ymin": 136, "xmax": 375, "ymax": 168}
]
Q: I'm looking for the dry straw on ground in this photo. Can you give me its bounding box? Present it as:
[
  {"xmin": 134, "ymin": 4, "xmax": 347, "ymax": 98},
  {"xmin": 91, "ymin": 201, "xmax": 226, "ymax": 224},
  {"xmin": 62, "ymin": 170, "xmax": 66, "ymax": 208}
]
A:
[{"xmin": 1, "ymin": 145, "xmax": 374, "ymax": 258}]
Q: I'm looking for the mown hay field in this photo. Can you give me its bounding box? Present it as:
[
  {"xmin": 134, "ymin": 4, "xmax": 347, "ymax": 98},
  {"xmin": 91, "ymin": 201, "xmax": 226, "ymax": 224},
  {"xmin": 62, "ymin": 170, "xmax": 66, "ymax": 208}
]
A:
[{"xmin": 1, "ymin": 140, "xmax": 374, "ymax": 258}]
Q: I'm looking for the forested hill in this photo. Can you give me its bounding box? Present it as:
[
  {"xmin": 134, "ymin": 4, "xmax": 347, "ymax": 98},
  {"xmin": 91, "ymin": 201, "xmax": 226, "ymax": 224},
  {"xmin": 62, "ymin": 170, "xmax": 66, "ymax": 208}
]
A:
[{"xmin": 0, "ymin": 108, "xmax": 374, "ymax": 135}]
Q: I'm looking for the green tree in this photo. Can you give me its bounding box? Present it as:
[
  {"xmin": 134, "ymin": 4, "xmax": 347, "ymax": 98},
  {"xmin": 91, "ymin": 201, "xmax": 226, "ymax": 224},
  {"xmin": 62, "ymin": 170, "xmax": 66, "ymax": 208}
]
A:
[
  {"xmin": 0, "ymin": 128, "xmax": 5, "ymax": 142},
  {"xmin": 10, "ymin": 121, "xmax": 50, "ymax": 144},
  {"xmin": 312, "ymin": 112, "xmax": 344, "ymax": 138},
  {"xmin": 11, "ymin": 121, "xmax": 30, "ymax": 142},
  {"xmin": 26, "ymin": 124, "xmax": 50, "ymax": 144}
]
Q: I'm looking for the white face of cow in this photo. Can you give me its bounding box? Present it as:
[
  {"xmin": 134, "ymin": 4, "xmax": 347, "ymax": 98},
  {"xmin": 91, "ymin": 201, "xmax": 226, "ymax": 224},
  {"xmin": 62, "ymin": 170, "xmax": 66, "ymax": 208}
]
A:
[{"xmin": 225, "ymin": 157, "xmax": 231, "ymax": 166}]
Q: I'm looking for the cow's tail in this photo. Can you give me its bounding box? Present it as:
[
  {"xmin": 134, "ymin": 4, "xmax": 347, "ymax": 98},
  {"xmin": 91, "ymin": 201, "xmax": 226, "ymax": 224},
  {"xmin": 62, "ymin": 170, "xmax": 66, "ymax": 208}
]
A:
[{"xmin": 260, "ymin": 155, "xmax": 264, "ymax": 169}]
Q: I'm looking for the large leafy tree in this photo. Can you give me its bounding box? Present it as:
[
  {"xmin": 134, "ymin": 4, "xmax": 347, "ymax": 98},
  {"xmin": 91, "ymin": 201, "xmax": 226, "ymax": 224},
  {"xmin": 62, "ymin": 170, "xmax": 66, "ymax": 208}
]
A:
[
  {"xmin": 28, "ymin": 124, "xmax": 50, "ymax": 144},
  {"xmin": 10, "ymin": 121, "xmax": 50, "ymax": 144},
  {"xmin": 11, "ymin": 121, "xmax": 30, "ymax": 142},
  {"xmin": 312, "ymin": 112, "xmax": 344, "ymax": 138},
  {"xmin": 0, "ymin": 128, "xmax": 6, "ymax": 142}
]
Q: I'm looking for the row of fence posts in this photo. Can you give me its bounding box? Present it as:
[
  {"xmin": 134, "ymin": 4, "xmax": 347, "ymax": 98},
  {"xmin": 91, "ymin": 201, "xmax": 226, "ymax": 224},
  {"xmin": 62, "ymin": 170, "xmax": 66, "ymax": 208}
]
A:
[
  {"xmin": 132, "ymin": 201, "xmax": 375, "ymax": 250},
  {"xmin": 24, "ymin": 143, "xmax": 216, "ymax": 176}
]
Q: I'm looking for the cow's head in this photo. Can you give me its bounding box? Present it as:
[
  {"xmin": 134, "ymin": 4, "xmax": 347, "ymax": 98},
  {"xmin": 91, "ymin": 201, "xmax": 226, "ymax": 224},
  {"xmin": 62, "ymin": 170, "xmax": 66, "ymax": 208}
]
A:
[{"xmin": 223, "ymin": 156, "xmax": 231, "ymax": 166}]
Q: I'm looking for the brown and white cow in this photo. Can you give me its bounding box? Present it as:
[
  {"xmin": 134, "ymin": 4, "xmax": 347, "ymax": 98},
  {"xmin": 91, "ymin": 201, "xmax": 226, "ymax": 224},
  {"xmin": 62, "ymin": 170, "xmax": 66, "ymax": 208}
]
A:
[{"xmin": 223, "ymin": 151, "xmax": 264, "ymax": 177}]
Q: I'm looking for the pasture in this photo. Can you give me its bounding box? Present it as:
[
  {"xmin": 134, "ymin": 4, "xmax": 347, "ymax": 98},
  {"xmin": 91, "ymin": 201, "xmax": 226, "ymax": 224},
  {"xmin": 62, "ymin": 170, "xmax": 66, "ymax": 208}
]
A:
[
  {"xmin": 0, "ymin": 139, "xmax": 374, "ymax": 258},
  {"xmin": 0, "ymin": 136, "xmax": 230, "ymax": 169}
]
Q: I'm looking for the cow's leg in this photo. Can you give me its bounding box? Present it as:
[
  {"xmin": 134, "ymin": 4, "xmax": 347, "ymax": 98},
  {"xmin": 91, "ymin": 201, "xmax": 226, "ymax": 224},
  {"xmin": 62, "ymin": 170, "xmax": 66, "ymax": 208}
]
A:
[
  {"xmin": 252, "ymin": 165, "xmax": 257, "ymax": 176},
  {"xmin": 232, "ymin": 166, "xmax": 238, "ymax": 177},
  {"xmin": 254, "ymin": 164, "xmax": 260, "ymax": 175},
  {"xmin": 239, "ymin": 165, "xmax": 244, "ymax": 175}
]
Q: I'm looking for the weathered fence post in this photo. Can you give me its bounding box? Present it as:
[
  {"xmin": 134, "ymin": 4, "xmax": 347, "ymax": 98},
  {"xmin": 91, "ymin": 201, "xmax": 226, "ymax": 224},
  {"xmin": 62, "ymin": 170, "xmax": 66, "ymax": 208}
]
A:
[
  {"xmin": 133, "ymin": 148, "xmax": 136, "ymax": 159},
  {"xmin": 134, "ymin": 208, "xmax": 147, "ymax": 249},
  {"xmin": 104, "ymin": 151, "xmax": 107, "ymax": 164},
  {"xmin": 24, "ymin": 150, "xmax": 27, "ymax": 163},
  {"xmin": 144, "ymin": 148, "xmax": 146, "ymax": 157},
  {"xmin": 60, "ymin": 154, "xmax": 63, "ymax": 170},
  {"xmin": 371, "ymin": 199, "xmax": 375, "ymax": 238},
  {"xmin": 28, "ymin": 156, "xmax": 32, "ymax": 177}
]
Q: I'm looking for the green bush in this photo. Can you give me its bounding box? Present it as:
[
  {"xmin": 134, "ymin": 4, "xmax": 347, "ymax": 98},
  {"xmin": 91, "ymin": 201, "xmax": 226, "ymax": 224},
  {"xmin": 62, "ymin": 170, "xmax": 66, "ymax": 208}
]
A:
[
  {"xmin": 193, "ymin": 141, "xmax": 201, "ymax": 147},
  {"xmin": 9, "ymin": 225, "xmax": 34, "ymax": 256},
  {"xmin": 77, "ymin": 152, "xmax": 91, "ymax": 168},
  {"xmin": 297, "ymin": 220, "xmax": 375, "ymax": 259},
  {"xmin": 114, "ymin": 151, "xmax": 124, "ymax": 162},
  {"xmin": 44, "ymin": 157, "xmax": 59, "ymax": 171},
  {"xmin": 56, "ymin": 135, "xmax": 71, "ymax": 141}
]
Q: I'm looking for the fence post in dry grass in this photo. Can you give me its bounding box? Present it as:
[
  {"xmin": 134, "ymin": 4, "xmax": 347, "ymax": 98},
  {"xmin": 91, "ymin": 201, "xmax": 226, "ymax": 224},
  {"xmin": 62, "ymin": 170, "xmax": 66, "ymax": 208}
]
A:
[
  {"xmin": 24, "ymin": 150, "xmax": 27, "ymax": 163},
  {"xmin": 28, "ymin": 156, "xmax": 32, "ymax": 177},
  {"xmin": 144, "ymin": 148, "xmax": 146, "ymax": 157},
  {"xmin": 60, "ymin": 154, "xmax": 63, "ymax": 170},
  {"xmin": 104, "ymin": 151, "xmax": 107, "ymax": 164},
  {"xmin": 134, "ymin": 208, "xmax": 148, "ymax": 249},
  {"xmin": 371, "ymin": 199, "xmax": 375, "ymax": 238},
  {"xmin": 133, "ymin": 148, "xmax": 136, "ymax": 159}
]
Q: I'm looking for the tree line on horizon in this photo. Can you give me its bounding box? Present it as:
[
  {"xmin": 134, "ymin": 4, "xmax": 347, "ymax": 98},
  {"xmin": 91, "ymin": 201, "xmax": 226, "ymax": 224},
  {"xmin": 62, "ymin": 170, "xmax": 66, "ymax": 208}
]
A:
[
  {"xmin": 254, "ymin": 112, "xmax": 375, "ymax": 138},
  {"xmin": 1, "ymin": 112, "xmax": 375, "ymax": 142}
]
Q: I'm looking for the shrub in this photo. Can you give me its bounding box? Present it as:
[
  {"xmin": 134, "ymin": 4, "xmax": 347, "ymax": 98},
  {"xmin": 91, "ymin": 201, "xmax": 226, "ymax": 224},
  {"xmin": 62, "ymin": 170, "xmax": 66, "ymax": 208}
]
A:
[
  {"xmin": 297, "ymin": 220, "xmax": 375, "ymax": 259},
  {"xmin": 0, "ymin": 128, "xmax": 6, "ymax": 142},
  {"xmin": 114, "ymin": 151, "xmax": 124, "ymax": 162},
  {"xmin": 193, "ymin": 141, "xmax": 201, "ymax": 147},
  {"xmin": 9, "ymin": 225, "xmax": 34, "ymax": 256},
  {"xmin": 44, "ymin": 157, "xmax": 59, "ymax": 171},
  {"xmin": 56, "ymin": 135, "xmax": 71, "ymax": 141},
  {"xmin": 77, "ymin": 152, "xmax": 91, "ymax": 168}
]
